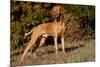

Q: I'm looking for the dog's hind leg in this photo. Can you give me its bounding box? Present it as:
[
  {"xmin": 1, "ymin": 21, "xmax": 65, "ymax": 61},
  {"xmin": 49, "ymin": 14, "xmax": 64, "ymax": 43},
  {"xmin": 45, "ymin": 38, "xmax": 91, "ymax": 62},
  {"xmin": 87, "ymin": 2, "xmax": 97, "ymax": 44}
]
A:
[
  {"xmin": 39, "ymin": 34, "xmax": 49, "ymax": 47},
  {"xmin": 21, "ymin": 39, "xmax": 36, "ymax": 62},
  {"xmin": 39, "ymin": 37, "xmax": 46, "ymax": 47},
  {"xmin": 21, "ymin": 31, "xmax": 39, "ymax": 62}
]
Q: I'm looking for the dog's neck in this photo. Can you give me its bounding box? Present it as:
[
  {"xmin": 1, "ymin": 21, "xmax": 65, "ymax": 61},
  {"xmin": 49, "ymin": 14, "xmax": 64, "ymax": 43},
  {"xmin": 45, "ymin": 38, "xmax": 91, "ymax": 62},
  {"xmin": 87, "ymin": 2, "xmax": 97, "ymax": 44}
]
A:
[{"xmin": 53, "ymin": 15, "xmax": 64, "ymax": 25}]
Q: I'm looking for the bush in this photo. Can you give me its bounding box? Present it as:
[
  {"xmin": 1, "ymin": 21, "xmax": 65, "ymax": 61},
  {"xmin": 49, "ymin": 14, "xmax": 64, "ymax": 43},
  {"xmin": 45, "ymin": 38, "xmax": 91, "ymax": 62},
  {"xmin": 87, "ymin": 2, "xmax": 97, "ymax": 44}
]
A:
[{"xmin": 10, "ymin": 1, "xmax": 95, "ymax": 52}]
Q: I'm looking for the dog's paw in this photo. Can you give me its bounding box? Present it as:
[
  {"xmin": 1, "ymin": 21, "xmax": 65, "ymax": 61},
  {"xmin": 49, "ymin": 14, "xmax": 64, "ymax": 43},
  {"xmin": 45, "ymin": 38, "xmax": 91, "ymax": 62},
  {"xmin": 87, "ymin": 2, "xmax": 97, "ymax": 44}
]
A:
[
  {"xmin": 62, "ymin": 49, "xmax": 65, "ymax": 53},
  {"xmin": 55, "ymin": 50, "xmax": 58, "ymax": 55}
]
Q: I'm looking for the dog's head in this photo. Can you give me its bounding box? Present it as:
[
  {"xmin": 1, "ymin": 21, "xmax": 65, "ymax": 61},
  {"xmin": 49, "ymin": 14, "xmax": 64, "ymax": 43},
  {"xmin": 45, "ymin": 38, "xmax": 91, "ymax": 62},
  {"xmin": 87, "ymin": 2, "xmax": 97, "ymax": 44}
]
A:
[{"xmin": 50, "ymin": 5, "xmax": 65, "ymax": 18}]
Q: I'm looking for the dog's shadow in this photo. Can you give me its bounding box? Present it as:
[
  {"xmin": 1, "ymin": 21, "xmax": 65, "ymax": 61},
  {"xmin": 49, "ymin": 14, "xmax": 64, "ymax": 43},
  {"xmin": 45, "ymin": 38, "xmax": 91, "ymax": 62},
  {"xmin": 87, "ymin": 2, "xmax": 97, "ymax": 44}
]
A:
[
  {"xmin": 47, "ymin": 43, "xmax": 85, "ymax": 54},
  {"xmin": 60, "ymin": 44, "xmax": 84, "ymax": 52}
]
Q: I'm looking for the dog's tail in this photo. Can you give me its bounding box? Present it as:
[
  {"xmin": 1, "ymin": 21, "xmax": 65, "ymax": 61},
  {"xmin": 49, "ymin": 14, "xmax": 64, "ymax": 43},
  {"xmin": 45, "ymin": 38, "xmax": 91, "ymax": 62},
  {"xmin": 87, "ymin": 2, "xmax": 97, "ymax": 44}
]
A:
[
  {"xmin": 25, "ymin": 30, "xmax": 32, "ymax": 36},
  {"xmin": 24, "ymin": 28, "xmax": 34, "ymax": 38},
  {"xmin": 21, "ymin": 29, "xmax": 41, "ymax": 62}
]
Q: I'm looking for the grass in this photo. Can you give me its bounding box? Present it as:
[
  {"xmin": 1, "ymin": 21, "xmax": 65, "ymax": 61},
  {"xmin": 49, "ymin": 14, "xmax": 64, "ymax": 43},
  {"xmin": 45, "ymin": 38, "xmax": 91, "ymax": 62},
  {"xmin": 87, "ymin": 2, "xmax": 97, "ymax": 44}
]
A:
[{"xmin": 10, "ymin": 39, "xmax": 95, "ymax": 66}]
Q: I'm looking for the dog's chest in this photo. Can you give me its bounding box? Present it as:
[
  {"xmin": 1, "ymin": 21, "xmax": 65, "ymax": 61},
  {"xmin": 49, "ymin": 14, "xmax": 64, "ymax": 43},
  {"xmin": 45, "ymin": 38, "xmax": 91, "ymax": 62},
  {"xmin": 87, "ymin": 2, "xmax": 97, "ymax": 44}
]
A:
[{"xmin": 57, "ymin": 24, "xmax": 62, "ymax": 33}]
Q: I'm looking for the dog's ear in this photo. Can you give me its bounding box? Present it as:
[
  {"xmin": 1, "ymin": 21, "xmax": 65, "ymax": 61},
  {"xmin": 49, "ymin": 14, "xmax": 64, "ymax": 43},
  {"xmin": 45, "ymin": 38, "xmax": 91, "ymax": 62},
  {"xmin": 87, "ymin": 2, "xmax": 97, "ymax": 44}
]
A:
[
  {"xmin": 50, "ymin": 5, "xmax": 65, "ymax": 17},
  {"xmin": 59, "ymin": 6, "xmax": 65, "ymax": 15}
]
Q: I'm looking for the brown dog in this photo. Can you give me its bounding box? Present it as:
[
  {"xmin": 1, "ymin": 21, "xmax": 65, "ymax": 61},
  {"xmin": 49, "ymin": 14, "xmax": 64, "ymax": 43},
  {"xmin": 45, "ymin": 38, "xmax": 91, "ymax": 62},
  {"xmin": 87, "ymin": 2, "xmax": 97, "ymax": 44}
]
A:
[{"xmin": 21, "ymin": 5, "xmax": 65, "ymax": 62}]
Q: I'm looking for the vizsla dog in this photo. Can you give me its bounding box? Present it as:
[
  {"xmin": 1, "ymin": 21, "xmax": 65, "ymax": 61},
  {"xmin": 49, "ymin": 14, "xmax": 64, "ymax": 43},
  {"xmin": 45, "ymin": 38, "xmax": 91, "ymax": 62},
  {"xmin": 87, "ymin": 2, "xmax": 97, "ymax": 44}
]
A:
[{"xmin": 21, "ymin": 5, "xmax": 65, "ymax": 62}]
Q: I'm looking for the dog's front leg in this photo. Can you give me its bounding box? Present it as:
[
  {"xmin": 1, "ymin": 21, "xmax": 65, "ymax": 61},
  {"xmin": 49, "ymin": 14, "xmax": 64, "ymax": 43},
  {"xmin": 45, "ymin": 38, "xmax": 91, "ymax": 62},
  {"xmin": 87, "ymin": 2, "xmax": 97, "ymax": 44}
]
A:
[
  {"xmin": 61, "ymin": 35, "xmax": 65, "ymax": 53},
  {"xmin": 61, "ymin": 30, "xmax": 65, "ymax": 53},
  {"xmin": 54, "ymin": 36, "xmax": 58, "ymax": 54}
]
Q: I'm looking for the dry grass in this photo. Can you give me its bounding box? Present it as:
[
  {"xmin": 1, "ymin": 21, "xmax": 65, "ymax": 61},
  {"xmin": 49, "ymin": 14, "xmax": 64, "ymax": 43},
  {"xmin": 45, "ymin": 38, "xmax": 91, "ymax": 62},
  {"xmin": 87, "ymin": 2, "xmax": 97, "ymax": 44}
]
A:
[{"xmin": 10, "ymin": 39, "xmax": 95, "ymax": 66}]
